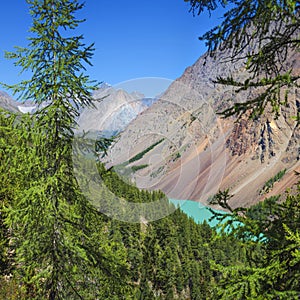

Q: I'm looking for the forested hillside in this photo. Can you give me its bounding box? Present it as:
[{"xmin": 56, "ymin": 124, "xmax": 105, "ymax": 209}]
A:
[
  {"xmin": 0, "ymin": 108, "xmax": 246, "ymax": 299},
  {"xmin": 1, "ymin": 107, "xmax": 300, "ymax": 299},
  {"xmin": 0, "ymin": 0, "xmax": 299, "ymax": 299}
]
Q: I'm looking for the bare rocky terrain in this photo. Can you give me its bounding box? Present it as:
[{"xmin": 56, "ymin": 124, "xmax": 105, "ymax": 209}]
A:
[
  {"xmin": 2, "ymin": 51, "xmax": 298, "ymax": 210},
  {"xmin": 0, "ymin": 91, "xmax": 20, "ymax": 113},
  {"xmin": 105, "ymin": 50, "xmax": 300, "ymax": 209},
  {"xmin": 0, "ymin": 91, "xmax": 37, "ymax": 114}
]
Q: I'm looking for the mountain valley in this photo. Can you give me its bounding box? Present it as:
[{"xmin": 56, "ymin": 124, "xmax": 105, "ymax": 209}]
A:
[{"xmin": 103, "ymin": 51, "xmax": 300, "ymax": 209}]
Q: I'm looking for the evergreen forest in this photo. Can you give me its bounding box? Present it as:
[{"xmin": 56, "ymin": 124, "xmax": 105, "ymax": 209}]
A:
[{"xmin": 0, "ymin": 0, "xmax": 299, "ymax": 299}]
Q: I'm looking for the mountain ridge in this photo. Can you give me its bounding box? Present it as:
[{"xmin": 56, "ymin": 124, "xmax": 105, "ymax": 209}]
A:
[
  {"xmin": 77, "ymin": 86, "xmax": 157, "ymax": 136},
  {"xmin": 105, "ymin": 48, "xmax": 300, "ymax": 209}
]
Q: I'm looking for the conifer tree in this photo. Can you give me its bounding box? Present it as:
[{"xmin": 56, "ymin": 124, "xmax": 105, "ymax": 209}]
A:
[
  {"xmin": 0, "ymin": 109, "xmax": 20, "ymax": 276},
  {"xmin": 3, "ymin": 0, "xmax": 130, "ymax": 299},
  {"xmin": 210, "ymin": 190, "xmax": 300, "ymax": 299}
]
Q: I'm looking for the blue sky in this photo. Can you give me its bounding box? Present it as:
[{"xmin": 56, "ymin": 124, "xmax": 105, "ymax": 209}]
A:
[{"xmin": 0, "ymin": 1, "xmax": 224, "ymax": 97}]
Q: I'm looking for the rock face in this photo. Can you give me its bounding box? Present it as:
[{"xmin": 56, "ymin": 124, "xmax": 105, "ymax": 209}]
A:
[
  {"xmin": 77, "ymin": 86, "xmax": 156, "ymax": 137},
  {"xmin": 0, "ymin": 91, "xmax": 19, "ymax": 113},
  {"xmin": 105, "ymin": 50, "xmax": 300, "ymax": 208},
  {"xmin": 0, "ymin": 91, "xmax": 36, "ymax": 114}
]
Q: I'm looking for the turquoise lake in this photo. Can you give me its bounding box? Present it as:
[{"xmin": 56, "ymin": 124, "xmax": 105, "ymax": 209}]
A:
[{"xmin": 169, "ymin": 199, "xmax": 228, "ymax": 227}]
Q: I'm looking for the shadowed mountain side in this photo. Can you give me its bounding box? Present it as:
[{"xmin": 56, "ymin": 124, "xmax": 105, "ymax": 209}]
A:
[
  {"xmin": 0, "ymin": 91, "xmax": 47, "ymax": 114},
  {"xmin": 0, "ymin": 91, "xmax": 20, "ymax": 113}
]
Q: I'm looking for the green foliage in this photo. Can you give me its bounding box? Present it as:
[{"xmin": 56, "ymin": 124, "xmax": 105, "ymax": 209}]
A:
[
  {"xmin": 95, "ymin": 134, "xmax": 117, "ymax": 158},
  {"xmin": 208, "ymin": 188, "xmax": 234, "ymax": 212},
  {"xmin": 210, "ymin": 188, "xmax": 300, "ymax": 299},
  {"xmin": 0, "ymin": 106, "xmax": 279, "ymax": 299},
  {"xmin": 260, "ymin": 168, "xmax": 287, "ymax": 194},
  {"xmin": 81, "ymin": 162, "xmax": 249, "ymax": 299},
  {"xmin": 106, "ymin": 138, "xmax": 164, "ymax": 185},
  {"xmin": 131, "ymin": 164, "xmax": 149, "ymax": 172},
  {"xmin": 186, "ymin": 0, "xmax": 300, "ymax": 119},
  {"xmin": 1, "ymin": 1, "xmax": 131, "ymax": 299},
  {"xmin": 0, "ymin": 276, "xmax": 27, "ymax": 299},
  {"xmin": 171, "ymin": 151, "xmax": 181, "ymax": 162},
  {"xmin": 127, "ymin": 138, "xmax": 164, "ymax": 164},
  {"xmin": 0, "ymin": 110, "xmax": 15, "ymax": 275},
  {"xmin": 184, "ymin": 2, "xmax": 300, "ymax": 296},
  {"xmin": 3, "ymin": 1, "xmax": 299, "ymax": 299}
]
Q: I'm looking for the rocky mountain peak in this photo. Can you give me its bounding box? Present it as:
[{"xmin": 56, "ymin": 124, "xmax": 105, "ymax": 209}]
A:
[
  {"xmin": 77, "ymin": 87, "xmax": 156, "ymax": 137},
  {"xmin": 0, "ymin": 91, "xmax": 19, "ymax": 113}
]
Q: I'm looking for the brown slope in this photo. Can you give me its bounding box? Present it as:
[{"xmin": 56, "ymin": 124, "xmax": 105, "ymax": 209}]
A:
[{"xmin": 106, "ymin": 51, "xmax": 299, "ymax": 208}]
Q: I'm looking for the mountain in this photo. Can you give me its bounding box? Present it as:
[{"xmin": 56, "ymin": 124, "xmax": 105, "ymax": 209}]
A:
[
  {"xmin": 105, "ymin": 50, "xmax": 300, "ymax": 209},
  {"xmin": 77, "ymin": 86, "xmax": 156, "ymax": 136},
  {"xmin": 0, "ymin": 91, "xmax": 36, "ymax": 114},
  {"xmin": 0, "ymin": 86, "xmax": 157, "ymax": 137},
  {"xmin": 0, "ymin": 91, "xmax": 19, "ymax": 113}
]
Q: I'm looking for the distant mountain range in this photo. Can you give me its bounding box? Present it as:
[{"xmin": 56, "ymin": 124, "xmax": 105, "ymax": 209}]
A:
[
  {"xmin": 0, "ymin": 91, "xmax": 36, "ymax": 114},
  {"xmin": 0, "ymin": 91, "xmax": 20, "ymax": 113},
  {"xmin": 77, "ymin": 86, "xmax": 157, "ymax": 136},
  {"xmin": 105, "ymin": 48, "xmax": 300, "ymax": 209},
  {"xmin": 0, "ymin": 87, "xmax": 157, "ymax": 139}
]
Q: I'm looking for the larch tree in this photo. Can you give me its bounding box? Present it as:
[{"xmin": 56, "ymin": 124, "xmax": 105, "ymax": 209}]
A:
[{"xmin": 3, "ymin": 0, "xmax": 130, "ymax": 299}]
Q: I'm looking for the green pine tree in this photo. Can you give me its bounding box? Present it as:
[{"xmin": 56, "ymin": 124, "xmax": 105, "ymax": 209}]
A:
[{"xmin": 3, "ymin": 0, "xmax": 130, "ymax": 299}]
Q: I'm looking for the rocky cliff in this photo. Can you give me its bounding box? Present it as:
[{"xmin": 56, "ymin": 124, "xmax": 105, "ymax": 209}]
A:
[
  {"xmin": 0, "ymin": 91, "xmax": 19, "ymax": 113},
  {"xmin": 0, "ymin": 91, "xmax": 36, "ymax": 114},
  {"xmin": 105, "ymin": 50, "xmax": 300, "ymax": 208}
]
